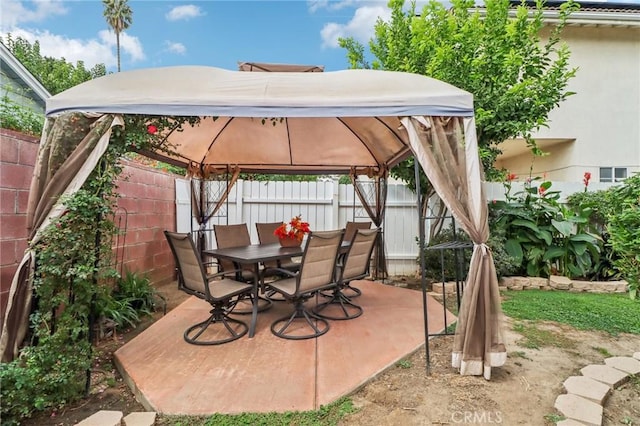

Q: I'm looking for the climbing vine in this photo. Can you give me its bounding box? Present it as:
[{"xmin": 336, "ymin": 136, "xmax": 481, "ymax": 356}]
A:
[{"xmin": 0, "ymin": 114, "xmax": 198, "ymax": 423}]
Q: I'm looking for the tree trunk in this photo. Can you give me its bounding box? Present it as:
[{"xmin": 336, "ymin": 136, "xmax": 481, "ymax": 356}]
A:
[{"xmin": 116, "ymin": 32, "xmax": 121, "ymax": 72}]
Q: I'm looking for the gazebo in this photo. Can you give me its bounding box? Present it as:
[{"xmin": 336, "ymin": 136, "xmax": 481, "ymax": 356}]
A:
[{"xmin": 1, "ymin": 65, "xmax": 505, "ymax": 379}]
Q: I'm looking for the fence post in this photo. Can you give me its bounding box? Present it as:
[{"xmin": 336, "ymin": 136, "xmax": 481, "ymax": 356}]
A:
[
  {"xmin": 235, "ymin": 179, "xmax": 244, "ymax": 224},
  {"xmin": 331, "ymin": 178, "xmax": 340, "ymax": 229}
]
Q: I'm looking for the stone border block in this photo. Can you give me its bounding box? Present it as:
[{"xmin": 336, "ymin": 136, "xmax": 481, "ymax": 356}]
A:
[
  {"xmin": 581, "ymin": 364, "xmax": 629, "ymax": 389},
  {"xmin": 76, "ymin": 410, "xmax": 123, "ymax": 426},
  {"xmin": 556, "ymin": 419, "xmax": 589, "ymax": 426},
  {"xmin": 123, "ymin": 411, "xmax": 157, "ymax": 426},
  {"xmin": 604, "ymin": 356, "xmax": 640, "ymax": 375},
  {"xmin": 549, "ymin": 275, "xmax": 572, "ymax": 290},
  {"xmin": 563, "ymin": 376, "xmax": 610, "ymax": 405},
  {"xmin": 554, "ymin": 394, "xmax": 602, "ymax": 426}
]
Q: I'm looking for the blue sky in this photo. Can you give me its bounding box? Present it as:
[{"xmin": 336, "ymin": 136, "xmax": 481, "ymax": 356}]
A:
[
  {"xmin": 2, "ymin": 0, "xmax": 639, "ymax": 74},
  {"xmin": 0, "ymin": 0, "xmax": 396, "ymax": 72}
]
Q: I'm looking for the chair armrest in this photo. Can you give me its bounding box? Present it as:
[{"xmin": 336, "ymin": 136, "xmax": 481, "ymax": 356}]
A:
[{"xmin": 206, "ymin": 268, "xmax": 245, "ymax": 281}]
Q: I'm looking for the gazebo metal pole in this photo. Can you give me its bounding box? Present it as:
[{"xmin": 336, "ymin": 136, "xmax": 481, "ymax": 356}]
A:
[{"xmin": 415, "ymin": 159, "xmax": 430, "ymax": 375}]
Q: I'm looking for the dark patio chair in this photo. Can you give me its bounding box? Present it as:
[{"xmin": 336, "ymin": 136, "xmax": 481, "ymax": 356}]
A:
[
  {"xmin": 344, "ymin": 220, "xmax": 372, "ymax": 243},
  {"xmin": 255, "ymin": 222, "xmax": 301, "ymax": 273},
  {"xmin": 214, "ymin": 223, "xmax": 271, "ymax": 313},
  {"xmin": 164, "ymin": 231, "xmax": 253, "ymax": 345},
  {"xmin": 313, "ymin": 228, "xmax": 379, "ymax": 320},
  {"xmin": 341, "ymin": 221, "xmax": 372, "ymax": 297},
  {"xmin": 213, "ymin": 223, "xmax": 255, "ymax": 282},
  {"xmin": 265, "ymin": 229, "xmax": 344, "ymax": 340},
  {"xmin": 256, "ymin": 222, "xmax": 302, "ymax": 301}
]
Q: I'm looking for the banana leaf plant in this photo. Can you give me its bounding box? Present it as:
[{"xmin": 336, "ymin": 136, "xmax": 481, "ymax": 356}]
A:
[{"xmin": 490, "ymin": 178, "xmax": 601, "ymax": 278}]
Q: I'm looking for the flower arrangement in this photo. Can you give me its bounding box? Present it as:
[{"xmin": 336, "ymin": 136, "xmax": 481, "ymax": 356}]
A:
[{"xmin": 274, "ymin": 215, "xmax": 311, "ymax": 242}]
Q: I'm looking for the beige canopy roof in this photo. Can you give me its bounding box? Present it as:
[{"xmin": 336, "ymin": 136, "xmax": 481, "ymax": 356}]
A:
[
  {"xmin": 27, "ymin": 66, "xmax": 507, "ymax": 379},
  {"xmin": 46, "ymin": 66, "xmax": 474, "ymax": 176}
]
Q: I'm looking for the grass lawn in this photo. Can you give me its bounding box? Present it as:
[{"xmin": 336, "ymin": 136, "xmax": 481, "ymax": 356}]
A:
[{"xmin": 501, "ymin": 289, "xmax": 640, "ymax": 335}]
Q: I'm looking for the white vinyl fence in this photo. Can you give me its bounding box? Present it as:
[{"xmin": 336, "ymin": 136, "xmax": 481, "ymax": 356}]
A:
[{"xmin": 176, "ymin": 179, "xmax": 617, "ymax": 276}]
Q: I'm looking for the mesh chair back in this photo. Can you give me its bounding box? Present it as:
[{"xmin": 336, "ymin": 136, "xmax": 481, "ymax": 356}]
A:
[
  {"xmin": 164, "ymin": 231, "xmax": 209, "ymax": 297},
  {"xmin": 341, "ymin": 228, "xmax": 379, "ymax": 282},
  {"xmin": 344, "ymin": 221, "xmax": 372, "ymax": 242},
  {"xmin": 297, "ymin": 230, "xmax": 344, "ymax": 293},
  {"xmin": 255, "ymin": 222, "xmax": 282, "ymax": 245},
  {"xmin": 256, "ymin": 222, "xmax": 299, "ymax": 270},
  {"xmin": 214, "ymin": 224, "xmax": 252, "ymax": 273}
]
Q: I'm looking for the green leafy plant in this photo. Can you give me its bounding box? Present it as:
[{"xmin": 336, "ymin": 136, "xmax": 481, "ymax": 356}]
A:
[
  {"xmin": 396, "ymin": 359, "xmax": 412, "ymax": 369},
  {"xmin": 343, "ymin": 0, "xmax": 578, "ymax": 191},
  {"xmin": 490, "ymin": 176, "xmax": 601, "ymax": 278},
  {"xmin": 566, "ymin": 188, "xmax": 621, "ymax": 281},
  {"xmin": 0, "ymin": 114, "xmax": 197, "ymax": 423},
  {"xmin": 0, "ymin": 94, "xmax": 45, "ymax": 136},
  {"xmin": 114, "ymin": 269, "xmax": 157, "ymax": 315},
  {"xmin": 419, "ymin": 225, "xmax": 470, "ymax": 282},
  {"xmin": 3, "ymin": 34, "xmax": 106, "ymax": 95},
  {"xmin": 607, "ymin": 174, "xmax": 640, "ymax": 299}
]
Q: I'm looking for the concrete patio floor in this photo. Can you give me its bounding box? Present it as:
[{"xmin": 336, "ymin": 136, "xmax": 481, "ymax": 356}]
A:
[{"xmin": 114, "ymin": 280, "xmax": 455, "ymax": 416}]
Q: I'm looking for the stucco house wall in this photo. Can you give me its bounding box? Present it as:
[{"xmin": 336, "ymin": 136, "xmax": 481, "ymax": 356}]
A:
[{"xmin": 496, "ymin": 5, "xmax": 640, "ymax": 183}]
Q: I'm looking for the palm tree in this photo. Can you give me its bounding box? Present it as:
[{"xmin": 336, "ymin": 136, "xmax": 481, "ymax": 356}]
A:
[{"xmin": 102, "ymin": 0, "xmax": 132, "ymax": 72}]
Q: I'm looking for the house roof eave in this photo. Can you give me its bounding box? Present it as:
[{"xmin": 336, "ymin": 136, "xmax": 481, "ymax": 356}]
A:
[{"xmin": 0, "ymin": 42, "xmax": 51, "ymax": 104}]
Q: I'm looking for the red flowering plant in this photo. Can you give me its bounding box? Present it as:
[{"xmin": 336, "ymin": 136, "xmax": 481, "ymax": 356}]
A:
[
  {"xmin": 583, "ymin": 172, "xmax": 592, "ymax": 192},
  {"xmin": 274, "ymin": 215, "xmax": 311, "ymax": 242}
]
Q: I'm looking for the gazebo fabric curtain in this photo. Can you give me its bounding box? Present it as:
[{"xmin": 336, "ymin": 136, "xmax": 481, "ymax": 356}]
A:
[
  {"xmin": 401, "ymin": 116, "xmax": 506, "ymax": 379},
  {"xmin": 351, "ymin": 175, "xmax": 388, "ymax": 280},
  {"xmin": 190, "ymin": 168, "xmax": 240, "ymax": 255},
  {"xmin": 0, "ymin": 113, "xmax": 122, "ymax": 362}
]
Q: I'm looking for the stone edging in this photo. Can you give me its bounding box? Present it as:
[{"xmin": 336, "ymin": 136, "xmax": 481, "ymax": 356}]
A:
[
  {"xmin": 554, "ymin": 352, "xmax": 640, "ymax": 425},
  {"xmin": 499, "ymin": 275, "xmax": 628, "ymax": 294},
  {"xmin": 75, "ymin": 410, "xmax": 156, "ymax": 426}
]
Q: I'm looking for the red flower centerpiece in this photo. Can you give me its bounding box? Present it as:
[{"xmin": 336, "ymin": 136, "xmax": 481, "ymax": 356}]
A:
[{"xmin": 274, "ymin": 215, "xmax": 311, "ymax": 247}]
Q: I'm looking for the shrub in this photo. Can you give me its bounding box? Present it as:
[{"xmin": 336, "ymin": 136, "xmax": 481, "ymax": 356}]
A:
[
  {"xmin": 114, "ymin": 270, "xmax": 157, "ymax": 315},
  {"xmin": 0, "ymin": 95, "xmax": 44, "ymax": 136},
  {"xmin": 0, "ymin": 333, "xmax": 91, "ymax": 424},
  {"xmin": 607, "ymin": 174, "xmax": 640, "ymax": 299},
  {"xmin": 489, "ymin": 177, "xmax": 601, "ymax": 278},
  {"xmin": 419, "ymin": 225, "xmax": 470, "ymax": 282},
  {"xmin": 566, "ymin": 189, "xmax": 621, "ymax": 281},
  {"xmin": 418, "ymin": 222, "xmax": 518, "ymax": 282}
]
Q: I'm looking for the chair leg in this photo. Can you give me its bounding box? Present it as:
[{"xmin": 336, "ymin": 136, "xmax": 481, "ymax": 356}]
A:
[
  {"xmin": 313, "ymin": 289, "xmax": 363, "ymax": 320},
  {"xmin": 265, "ymin": 288, "xmax": 286, "ymax": 302},
  {"xmin": 184, "ymin": 307, "xmax": 249, "ymax": 345},
  {"xmin": 271, "ymin": 300, "xmax": 330, "ymax": 340},
  {"xmin": 342, "ymin": 283, "xmax": 362, "ymax": 298}
]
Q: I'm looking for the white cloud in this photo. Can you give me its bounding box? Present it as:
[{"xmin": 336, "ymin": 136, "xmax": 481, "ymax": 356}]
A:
[
  {"xmin": 98, "ymin": 29, "xmax": 146, "ymax": 63},
  {"xmin": 1, "ymin": 26, "xmax": 145, "ymax": 70},
  {"xmin": 165, "ymin": 5, "xmax": 204, "ymax": 21},
  {"xmin": 5, "ymin": 27, "xmax": 116, "ymax": 68},
  {"xmin": 165, "ymin": 40, "xmax": 186, "ymax": 55},
  {"xmin": 0, "ymin": 0, "xmax": 67, "ymax": 31},
  {"xmin": 320, "ymin": 5, "xmax": 390, "ymax": 48}
]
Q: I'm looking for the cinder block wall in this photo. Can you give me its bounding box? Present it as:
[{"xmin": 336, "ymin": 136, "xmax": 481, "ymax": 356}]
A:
[
  {"xmin": 0, "ymin": 129, "xmax": 178, "ymax": 326},
  {"xmin": 0, "ymin": 129, "xmax": 38, "ymax": 316},
  {"xmin": 115, "ymin": 159, "xmax": 177, "ymax": 285}
]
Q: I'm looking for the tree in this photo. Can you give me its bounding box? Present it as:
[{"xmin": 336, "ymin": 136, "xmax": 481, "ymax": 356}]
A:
[
  {"xmin": 340, "ymin": 0, "xmax": 578, "ymax": 214},
  {"xmin": 2, "ymin": 35, "xmax": 107, "ymax": 95},
  {"xmin": 102, "ymin": 0, "xmax": 132, "ymax": 72}
]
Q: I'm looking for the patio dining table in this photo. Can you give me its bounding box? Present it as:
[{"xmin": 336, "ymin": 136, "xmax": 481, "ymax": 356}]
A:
[{"xmin": 204, "ymin": 243, "xmax": 305, "ymax": 338}]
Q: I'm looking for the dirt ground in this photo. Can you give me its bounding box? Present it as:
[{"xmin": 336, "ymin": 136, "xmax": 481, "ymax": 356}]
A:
[{"xmin": 23, "ymin": 279, "xmax": 640, "ymax": 426}]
